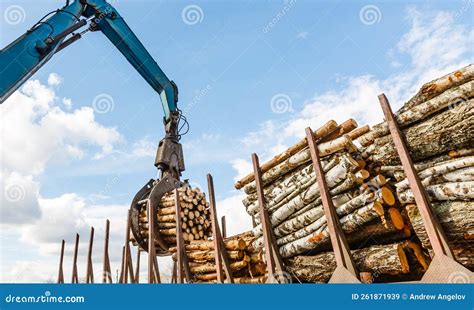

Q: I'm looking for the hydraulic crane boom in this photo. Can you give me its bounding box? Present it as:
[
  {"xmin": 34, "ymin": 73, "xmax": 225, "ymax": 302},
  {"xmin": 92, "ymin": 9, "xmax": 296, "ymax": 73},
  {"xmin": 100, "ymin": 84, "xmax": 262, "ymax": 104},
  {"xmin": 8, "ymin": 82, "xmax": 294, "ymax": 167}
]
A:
[
  {"xmin": 1, "ymin": 0, "xmax": 187, "ymax": 254},
  {"xmin": 1, "ymin": 0, "xmax": 177, "ymax": 119}
]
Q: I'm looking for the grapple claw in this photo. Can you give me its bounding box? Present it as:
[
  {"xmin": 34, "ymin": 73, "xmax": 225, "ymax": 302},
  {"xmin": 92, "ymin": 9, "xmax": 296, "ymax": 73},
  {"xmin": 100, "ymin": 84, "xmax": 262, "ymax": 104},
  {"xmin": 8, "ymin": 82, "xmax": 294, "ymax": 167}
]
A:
[{"xmin": 130, "ymin": 175, "xmax": 182, "ymax": 256}]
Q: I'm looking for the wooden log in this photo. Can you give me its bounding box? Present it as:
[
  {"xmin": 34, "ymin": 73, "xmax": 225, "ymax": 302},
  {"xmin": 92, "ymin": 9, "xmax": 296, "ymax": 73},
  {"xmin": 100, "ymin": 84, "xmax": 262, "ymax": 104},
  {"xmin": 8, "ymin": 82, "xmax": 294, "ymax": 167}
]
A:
[
  {"xmin": 242, "ymin": 135, "xmax": 356, "ymax": 194},
  {"xmin": 286, "ymin": 242, "xmax": 426, "ymax": 283},
  {"xmin": 235, "ymin": 120, "xmax": 338, "ymax": 189},
  {"xmin": 369, "ymin": 98, "xmax": 474, "ymax": 166},
  {"xmin": 319, "ymin": 119, "xmax": 358, "ymax": 142},
  {"xmin": 395, "ymin": 156, "xmax": 474, "ymax": 191},
  {"xmin": 245, "ymin": 156, "xmax": 338, "ymax": 213},
  {"xmin": 189, "ymin": 260, "xmax": 248, "ymax": 275},
  {"xmin": 274, "ymin": 200, "xmax": 385, "ymax": 247},
  {"xmin": 248, "ymin": 156, "xmax": 361, "ymax": 228},
  {"xmin": 399, "ymin": 64, "xmax": 474, "ymax": 114},
  {"xmin": 173, "ymin": 250, "xmax": 244, "ymax": 262},
  {"xmin": 358, "ymin": 80, "xmax": 474, "ymax": 146},
  {"xmin": 405, "ymin": 201, "xmax": 474, "ymax": 269},
  {"xmin": 254, "ymin": 185, "xmax": 393, "ymax": 242},
  {"xmin": 397, "ymin": 181, "xmax": 474, "ymax": 204},
  {"xmin": 278, "ymin": 201, "xmax": 384, "ymax": 257}
]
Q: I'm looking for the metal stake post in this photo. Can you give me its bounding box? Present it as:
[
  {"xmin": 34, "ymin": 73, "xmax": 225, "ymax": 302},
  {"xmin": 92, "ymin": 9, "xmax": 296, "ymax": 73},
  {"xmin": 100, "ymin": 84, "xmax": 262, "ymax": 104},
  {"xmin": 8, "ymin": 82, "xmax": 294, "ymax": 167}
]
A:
[
  {"xmin": 135, "ymin": 249, "xmax": 141, "ymax": 283},
  {"xmin": 147, "ymin": 202, "xmax": 161, "ymax": 283},
  {"xmin": 378, "ymin": 93, "xmax": 473, "ymax": 283},
  {"xmin": 71, "ymin": 234, "xmax": 79, "ymax": 283},
  {"xmin": 119, "ymin": 246, "xmax": 125, "ymax": 283},
  {"xmin": 174, "ymin": 188, "xmax": 192, "ymax": 283},
  {"xmin": 57, "ymin": 240, "xmax": 65, "ymax": 283},
  {"xmin": 86, "ymin": 227, "xmax": 95, "ymax": 283},
  {"xmin": 221, "ymin": 216, "xmax": 227, "ymax": 239},
  {"xmin": 103, "ymin": 220, "xmax": 112, "ymax": 283},
  {"xmin": 305, "ymin": 127, "xmax": 360, "ymax": 283},
  {"xmin": 252, "ymin": 153, "xmax": 286, "ymax": 283},
  {"xmin": 207, "ymin": 174, "xmax": 234, "ymax": 283},
  {"xmin": 123, "ymin": 210, "xmax": 131, "ymax": 283}
]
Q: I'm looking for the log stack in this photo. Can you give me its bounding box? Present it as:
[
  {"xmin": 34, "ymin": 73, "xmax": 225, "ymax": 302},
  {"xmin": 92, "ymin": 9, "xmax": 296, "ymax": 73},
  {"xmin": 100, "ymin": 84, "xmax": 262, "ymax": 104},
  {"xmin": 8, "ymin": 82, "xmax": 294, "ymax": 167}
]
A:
[
  {"xmin": 171, "ymin": 232, "xmax": 268, "ymax": 283},
  {"xmin": 234, "ymin": 64, "xmax": 474, "ymax": 282},
  {"xmin": 132, "ymin": 186, "xmax": 212, "ymax": 247}
]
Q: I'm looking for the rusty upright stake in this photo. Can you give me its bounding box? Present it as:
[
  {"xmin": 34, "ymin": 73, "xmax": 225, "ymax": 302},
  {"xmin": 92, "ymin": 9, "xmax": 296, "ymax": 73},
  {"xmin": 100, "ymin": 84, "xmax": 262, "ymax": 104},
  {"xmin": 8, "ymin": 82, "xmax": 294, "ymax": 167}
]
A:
[
  {"xmin": 221, "ymin": 216, "xmax": 227, "ymax": 239},
  {"xmin": 378, "ymin": 93, "xmax": 473, "ymax": 283},
  {"xmin": 171, "ymin": 261, "xmax": 177, "ymax": 284},
  {"xmin": 174, "ymin": 188, "xmax": 192, "ymax": 283},
  {"xmin": 71, "ymin": 233, "xmax": 79, "ymax": 283},
  {"xmin": 86, "ymin": 227, "xmax": 95, "ymax": 283},
  {"xmin": 103, "ymin": 220, "xmax": 112, "ymax": 283},
  {"xmin": 123, "ymin": 210, "xmax": 135, "ymax": 283},
  {"xmin": 119, "ymin": 246, "xmax": 125, "ymax": 284},
  {"xmin": 207, "ymin": 174, "xmax": 234, "ymax": 283},
  {"xmin": 305, "ymin": 127, "xmax": 360, "ymax": 283},
  {"xmin": 146, "ymin": 201, "xmax": 160, "ymax": 283},
  {"xmin": 57, "ymin": 240, "xmax": 65, "ymax": 283},
  {"xmin": 252, "ymin": 153, "xmax": 286, "ymax": 283},
  {"xmin": 134, "ymin": 249, "xmax": 141, "ymax": 283}
]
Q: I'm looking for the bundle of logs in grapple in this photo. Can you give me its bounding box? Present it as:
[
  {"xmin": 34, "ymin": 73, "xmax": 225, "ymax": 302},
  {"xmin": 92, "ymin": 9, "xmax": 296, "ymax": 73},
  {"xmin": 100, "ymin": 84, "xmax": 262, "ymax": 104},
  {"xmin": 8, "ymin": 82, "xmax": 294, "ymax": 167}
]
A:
[
  {"xmin": 134, "ymin": 187, "xmax": 213, "ymax": 246},
  {"xmin": 234, "ymin": 64, "xmax": 474, "ymax": 283},
  {"xmin": 170, "ymin": 232, "xmax": 268, "ymax": 283}
]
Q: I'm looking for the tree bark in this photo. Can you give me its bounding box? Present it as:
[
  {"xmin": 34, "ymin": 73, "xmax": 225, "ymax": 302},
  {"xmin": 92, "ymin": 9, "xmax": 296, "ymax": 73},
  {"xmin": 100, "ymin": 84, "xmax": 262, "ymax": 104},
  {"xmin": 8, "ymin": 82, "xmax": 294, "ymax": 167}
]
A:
[
  {"xmin": 400, "ymin": 64, "xmax": 474, "ymax": 114},
  {"xmin": 235, "ymin": 120, "xmax": 338, "ymax": 189},
  {"xmin": 397, "ymin": 181, "xmax": 474, "ymax": 204},
  {"xmin": 286, "ymin": 242, "xmax": 426, "ymax": 283},
  {"xmin": 405, "ymin": 201, "xmax": 474, "ymax": 269},
  {"xmin": 395, "ymin": 156, "xmax": 474, "ymax": 191},
  {"xmin": 369, "ymin": 99, "xmax": 474, "ymax": 166},
  {"xmin": 277, "ymin": 202, "xmax": 384, "ymax": 257},
  {"xmin": 358, "ymin": 81, "xmax": 474, "ymax": 146},
  {"xmin": 242, "ymin": 135, "xmax": 355, "ymax": 194}
]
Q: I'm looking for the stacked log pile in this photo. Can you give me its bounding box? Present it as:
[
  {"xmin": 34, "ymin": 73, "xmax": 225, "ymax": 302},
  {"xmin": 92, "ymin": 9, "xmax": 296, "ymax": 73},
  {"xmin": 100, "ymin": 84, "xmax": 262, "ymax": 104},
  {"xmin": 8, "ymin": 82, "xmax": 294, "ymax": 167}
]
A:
[
  {"xmin": 134, "ymin": 186, "xmax": 212, "ymax": 246},
  {"xmin": 171, "ymin": 233, "xmax": 268, "ymax": 283},
  {"xmin": 234, "ymin": 64, "xmax": 474, "ymax": 282}
]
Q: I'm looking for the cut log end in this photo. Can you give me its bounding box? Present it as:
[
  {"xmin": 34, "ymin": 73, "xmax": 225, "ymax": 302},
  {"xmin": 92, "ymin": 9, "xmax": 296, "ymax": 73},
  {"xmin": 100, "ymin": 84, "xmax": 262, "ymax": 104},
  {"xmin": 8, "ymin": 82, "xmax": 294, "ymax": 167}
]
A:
[
  {"xmin": 381, "ymin": 186, "xmax": 396, "ymax": 206},
  {"xmin": 388, "ymin": 207, "xmax": 405, "ymax": 230}
]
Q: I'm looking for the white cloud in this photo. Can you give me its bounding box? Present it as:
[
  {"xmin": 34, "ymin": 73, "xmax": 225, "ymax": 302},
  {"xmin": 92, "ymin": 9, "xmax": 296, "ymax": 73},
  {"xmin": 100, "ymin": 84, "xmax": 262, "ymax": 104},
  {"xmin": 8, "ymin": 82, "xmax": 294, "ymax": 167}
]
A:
[
  {"xmin": 230, "ymin": 159, "xmax": 253, "ymax": 182},
  {"xmin": 62, "ymin": 97, "xmax": 72, "ymax": 108},
  {"xmin": 47, "ymin": 73, "xmax": 63, "ymax": 87},
  {"xmin": 0, "ymin": 171, "xmax": 41, "ymax": 224},
  {"xmin": 1, "ymin": 78, "xmax": 122, "ymax": 175},
  {"xmin": 230, "ymin": 7, "xmax": 473, "ymax": 182},
  {"xmin": 216, "ymin": 193, "xmax": 252, "ymax": 236}
]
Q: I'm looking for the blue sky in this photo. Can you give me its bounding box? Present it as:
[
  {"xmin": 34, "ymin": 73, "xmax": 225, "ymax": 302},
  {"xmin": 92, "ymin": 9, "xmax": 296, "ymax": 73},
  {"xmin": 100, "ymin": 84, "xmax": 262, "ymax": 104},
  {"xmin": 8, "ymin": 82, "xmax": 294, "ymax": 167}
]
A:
[{"xmin": 0, "ymin": 0, "xmax": 472, "ymax": 282}]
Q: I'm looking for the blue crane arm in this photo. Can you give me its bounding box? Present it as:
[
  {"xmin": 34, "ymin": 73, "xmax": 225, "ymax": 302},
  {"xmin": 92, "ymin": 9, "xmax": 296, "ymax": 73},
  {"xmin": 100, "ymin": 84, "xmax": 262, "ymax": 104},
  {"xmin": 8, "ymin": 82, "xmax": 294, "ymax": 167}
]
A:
[{"xmin": 0, "ymin": 0, "xmax": 178, "ymax": 120}]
